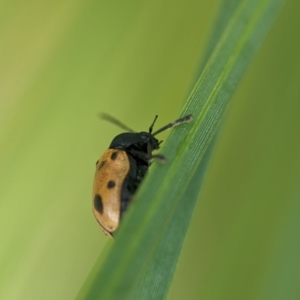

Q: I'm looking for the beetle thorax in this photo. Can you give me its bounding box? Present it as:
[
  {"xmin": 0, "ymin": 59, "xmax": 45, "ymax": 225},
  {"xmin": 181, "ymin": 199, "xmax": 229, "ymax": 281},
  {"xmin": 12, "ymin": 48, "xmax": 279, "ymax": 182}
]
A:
[{"xmin": 109, "ymin": 132, "xmax": 159, "ymax": 151}]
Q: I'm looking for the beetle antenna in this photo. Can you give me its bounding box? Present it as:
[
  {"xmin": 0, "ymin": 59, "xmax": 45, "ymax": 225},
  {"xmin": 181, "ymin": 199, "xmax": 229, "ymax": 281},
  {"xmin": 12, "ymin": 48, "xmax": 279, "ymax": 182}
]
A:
[
  {"xmin": 152, "ymin": 114, "xmax": 193, "ymax": 136},
  {"xmin": 99, "ymin": 113, "xmax": 135, "ymax": 132},
  {"xmin": 149, "ymin": 115, "xmax": 158, "ymax": 134}
]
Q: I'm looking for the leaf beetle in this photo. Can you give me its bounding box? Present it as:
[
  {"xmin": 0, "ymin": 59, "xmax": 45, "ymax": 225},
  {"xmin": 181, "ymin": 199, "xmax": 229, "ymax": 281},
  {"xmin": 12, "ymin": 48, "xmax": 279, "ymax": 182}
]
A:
[{"xmin": 93, "ymin": 113, "xmax": 192, "ymax": 237}]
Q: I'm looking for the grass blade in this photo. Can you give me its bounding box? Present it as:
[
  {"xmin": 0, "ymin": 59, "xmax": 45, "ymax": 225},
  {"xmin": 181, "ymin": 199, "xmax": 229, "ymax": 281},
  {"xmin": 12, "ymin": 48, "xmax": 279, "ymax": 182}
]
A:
[{"xmin": 76, "ymin": 0, "xmax": 286, "ymax": 299}]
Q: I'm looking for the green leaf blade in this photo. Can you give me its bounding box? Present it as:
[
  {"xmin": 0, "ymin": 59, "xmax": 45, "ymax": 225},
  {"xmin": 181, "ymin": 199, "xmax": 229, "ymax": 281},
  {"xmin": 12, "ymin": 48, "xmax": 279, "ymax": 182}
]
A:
[{"xmin": 76, "ymin": 0, "xmax": 286, "ymax": 299}]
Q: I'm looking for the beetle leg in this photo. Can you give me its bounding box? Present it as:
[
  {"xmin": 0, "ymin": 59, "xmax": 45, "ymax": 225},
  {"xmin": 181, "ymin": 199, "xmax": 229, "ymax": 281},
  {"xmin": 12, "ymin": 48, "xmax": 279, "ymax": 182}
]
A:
[
  {"xmin": 127, "ymin": 148, "xmax": 165, "ymax": 163},
  {"xmin": 150, "ymin": 154, "xmax": 166, "ymax": 163}
]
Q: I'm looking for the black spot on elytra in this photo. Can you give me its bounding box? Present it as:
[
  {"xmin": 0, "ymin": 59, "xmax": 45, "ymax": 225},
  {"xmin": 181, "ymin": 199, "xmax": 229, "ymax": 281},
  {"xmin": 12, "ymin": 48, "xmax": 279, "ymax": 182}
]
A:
[
  {"xmin": 107, "ymin": 180, "xmax": 116, "ymax": 189},
  {"xmin": 110, "ymin": 151, "xmax": 118, "ymax": 160},
  {"xmin": 94, "ymin": 194, "xmax": 103, "ymax": 214},
  {"xmin": 97, "ymin": 160, "xmax": 106, "ymax": 170}
]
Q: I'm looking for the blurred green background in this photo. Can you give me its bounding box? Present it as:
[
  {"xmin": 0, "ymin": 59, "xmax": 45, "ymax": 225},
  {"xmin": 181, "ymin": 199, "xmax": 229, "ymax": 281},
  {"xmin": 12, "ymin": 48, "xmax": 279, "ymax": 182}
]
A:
[{"xmin": 0, "ymin": 0, "xmax": 299, "ymax": 299}]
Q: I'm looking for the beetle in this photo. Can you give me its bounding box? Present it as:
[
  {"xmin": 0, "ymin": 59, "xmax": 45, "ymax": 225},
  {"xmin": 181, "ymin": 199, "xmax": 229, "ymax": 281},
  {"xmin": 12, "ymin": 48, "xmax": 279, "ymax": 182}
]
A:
[{"xmin": 93, "ymin": 113, "xmax": 192, "ymax": 237}]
